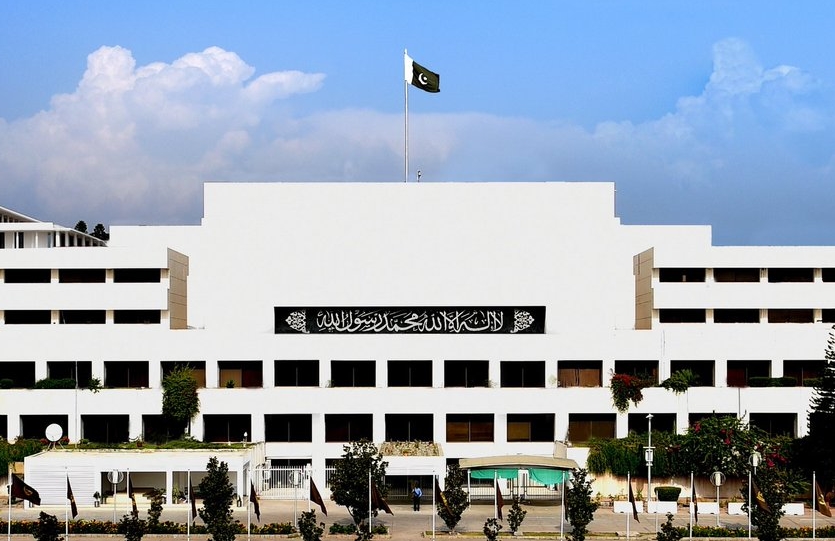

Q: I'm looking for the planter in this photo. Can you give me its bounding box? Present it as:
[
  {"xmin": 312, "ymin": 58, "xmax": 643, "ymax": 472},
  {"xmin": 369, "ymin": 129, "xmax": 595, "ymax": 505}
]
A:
[
  {"xmin": 727, "ymin": 502, "xmax": 746, "ymax": 515},
  {"xmin": 647, "ymin": 501, "xmax": 678, "ymax": 514},
  {"xmin": 614, "ymin": 500, "xmax": 644, "ymax": 514},
  {"xmin": 782, "ymin": 503, "xmax": 805, "ymax": 516},
  {"xmin": 693, "ymin": 502, "xmax": 719, "ymax": 515}
]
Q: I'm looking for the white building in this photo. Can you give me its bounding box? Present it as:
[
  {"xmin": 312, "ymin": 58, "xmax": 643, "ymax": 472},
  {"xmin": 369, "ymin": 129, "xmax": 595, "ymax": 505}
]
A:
[{"xmin": 2, "ymin": 182, "xmax": 835, "ymax": 495}]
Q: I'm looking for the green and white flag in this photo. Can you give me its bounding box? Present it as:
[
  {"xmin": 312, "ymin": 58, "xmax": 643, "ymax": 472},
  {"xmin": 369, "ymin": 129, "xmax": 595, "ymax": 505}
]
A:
[{"xmin": 404, "ymin": 52, "xmax": 440, "ymax": 93}]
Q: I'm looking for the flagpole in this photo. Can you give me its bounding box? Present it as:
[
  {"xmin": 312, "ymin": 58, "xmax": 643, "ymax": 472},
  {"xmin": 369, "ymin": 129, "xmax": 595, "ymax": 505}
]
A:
[
  {"xmin": 247, "ymin": 471, "xmax": 251, "ymax": 541},
  {"xmin": 368, "ymin": 470, "xmax": 373, "ymax": 537},
  {"xmin": 404, "ymin": 49, "xmax": 409, "ymax": 183},
  {"xmin": 432, "ymin": 472, "xmax": 436, "ymax": 540},
  {"xmin": 748, "ymin": 469, "xmax": 752, "ymax": 539},
  {"xmin": 813, "ymin": 472, "xmax": 816, "ymax": 540},
  {"xmin": 65, "ymin": 469, "xmax": 69, "ymax": 541},
  {"xmin": 187, "ymin": 470, "xmax": 191, "ymax": 541},
  {"xmin": 8, "ymin": 466, "xmax": 12, "ymax": 541},
  {"xmin": 126, "ymin": 469, "xmax": 130, "ymax": 518},
  {"xmin": 493, "ymin": 470, "xmax": 498, "ymax": 520},
  {"xmin": 689, "ymin": 472, "xmax": 694, "ymax": 540},
  {"xmin": 560, "ymin": 474, "xmax": 565, "ymax": 539},
  {"xmin": 626, "ymin": 473, "xmax": 630, "ymax": 540}
]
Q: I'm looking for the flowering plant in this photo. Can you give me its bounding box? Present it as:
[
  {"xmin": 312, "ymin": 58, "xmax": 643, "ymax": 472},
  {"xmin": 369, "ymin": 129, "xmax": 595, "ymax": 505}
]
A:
[{"xmin": 610, "ymin": 372, "xmax": 652, "ymax": 413}]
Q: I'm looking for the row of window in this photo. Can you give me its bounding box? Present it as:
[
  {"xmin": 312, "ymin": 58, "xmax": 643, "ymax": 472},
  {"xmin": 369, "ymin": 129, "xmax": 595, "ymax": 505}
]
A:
[
  {"xmin": 1, "ymin": 268, "xmax": 161, "ymax": 283},
  {"xmin": 0, "ymin": 358, "xmax": 822, "ymax": 389},
  {"xmin": 0, "ymin": 411, "xmax": 796, "ymax": 445},
  {"xmin": 2, "ymin": 310, "xmax": 162, "ymax": 325},
  {"xmin": 659, "ymin": 308, "xmax": 835, "ymax": 324},
  {"xmin": 659, "ymin": 267, "xmax": 835, "ymax": 283}
]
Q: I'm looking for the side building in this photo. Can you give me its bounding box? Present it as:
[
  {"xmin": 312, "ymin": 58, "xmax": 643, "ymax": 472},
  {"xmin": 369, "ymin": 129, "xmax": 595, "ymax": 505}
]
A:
[{"xmin": 2, "ymin": 182, "xmax": 835, "ymax": 492}]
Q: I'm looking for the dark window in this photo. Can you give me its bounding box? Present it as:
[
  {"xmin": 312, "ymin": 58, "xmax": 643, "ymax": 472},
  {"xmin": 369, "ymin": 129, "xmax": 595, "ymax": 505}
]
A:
[
  {"xmin": 104, "ymin": 361, "xmax": 149, "ymax": 388},
  {"xmin": 768, "ymin": 309, "xmax": 813, "ymax": 323},
  {"xmin": 670, "ymin": 360, "xmax": 714, "ymax": 386},
  {"xmin": 275, "ymin": 360, "xmax": 319, "ymax": 386},
  {"xmin": 4, "ymin": 269, "xmax": 51, "ymax": 283},
  {"xmin": 387, "ymin": 360, "xmax": 432, "ymax": 387},
  {"xmin": 47, "ymin": 361, "xmax": 92, "ymax": 385},
  {"xmin": 59, "ymin": 310, "xmax": 106, "ymax": 324},
  {"xmin": 727, "ymin": 360, "xmax": 770, "ymax": 387},
  {"xmin": 4, "ymin": 310, "xmax": 50, "ymax": 324},
  {"xmin": 749, "ymin": 413, "xmax": 796, "ymax": 437},
  {"xmin": 81, "ymin": 415, "xmax": 129, "ymax": 443},
  {"xmin": 113, "ymin": 268, "xmax": 161, "ymax": 282},
  {"xmin": 114, "ymin": 310, "xmax": 161, "ymax": 324},
  {"xmin": 568, "ymin": 413, "xmax": 615, "ymax": 442},
  {"xmin": 768, "ymin": 268, "xmax": 813, "ymax": 283},
  {"xmin": 444, "ymin": 360, "xmax": 489, "ymax": 388},
  {"xmin": 0, "ymin": 362, "xmax": 36, "ymax": 387},
  {"xmin": 614, "ymin": 360, "xmax": 658, "ymax": 384},
  {"xmin": 385, "ymin": 414, "xmax": 433, "ymax": 441},
  {"xmin": 500, "ymin": 361, "xmax": 545, "ymax": 388},
  {"xmin": 507, "ymin": 413, "xmax": 554, "ymax": 442},
  {"xmin": 659, "ymin": 309, "xmax": 706, "ymax": 323},
  {"xmin": 325, "ymin": 414, "xmax": 373, "ymax": 442},
  {"xmin": 0, "ymin": 415, "xmax": 6, "ymax": 440},
  {"xmin": 557, "ymin": 360, "xmax": 602, "ymax": 387},
  {"xmin": 330, "ymin": 360, "xmax": 375, "ymax": 387},
  {"xmin": 628, "ymin": 413, "xmax": 676, "ymax": 434},
  {"xmin": 218, "ymin": 360, "xmax": 263, "ymax": 388},
  {"xmin": 265, "ymin": 414, "xmax": 313, "ymax": 442},
  {"xmin": 161, "ymin": 361, "xmax": 206, "ymax": 387},
  {"xmin": 446, "ymin": 414, "xmax": 494, "ymax": 442},
  {"xmin": 659, "ymin": 268, "xmax": 706, "ymax": 282},
  {"xmin": 142, "ymin": 415, "xmax": 186, "ymax": 443},
  {"xmin": 20, "ymin": 415, "xmax": 68, "ymax": 440},
  {"xmin": 824, "ymin": 309, "xmax": 835, "ymax": 323},
  {"xmin": 714, "ymin": 309, "xmax": 760, "ymax": 323},
  {"xmin": 713, "ymin": 268, "xmax": 760, "ymax": 282},
  {"xmin": 203, "ymin": 414, "xmax": 251, "ymax": 442},
  {"xmin": 823, "ymin": 269, "xmax": 835, "ymax": 282},
  {"xmin": 58, "ymin": 268, "xmax": 105, "ymax": 283},
  {"xmin": 783, "ymin": 360, "xmax": 825, "ymax": 387}
]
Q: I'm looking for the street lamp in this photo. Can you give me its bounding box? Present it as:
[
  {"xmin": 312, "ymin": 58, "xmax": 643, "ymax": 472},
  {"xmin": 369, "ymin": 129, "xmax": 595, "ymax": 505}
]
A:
[
  {"xmin": 645, "ymin": 414, "xmax": 654, "ymax": 516},
  {"xmin": 748, "ymin": 451, "xmax": 762, "ymax": 539}
]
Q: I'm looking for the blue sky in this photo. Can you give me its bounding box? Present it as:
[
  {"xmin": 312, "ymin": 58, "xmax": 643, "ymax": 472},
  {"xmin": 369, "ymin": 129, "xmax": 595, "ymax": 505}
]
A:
[{"xmin": 2, "ymin": 1, "xmax": 835, "ymax": 245}]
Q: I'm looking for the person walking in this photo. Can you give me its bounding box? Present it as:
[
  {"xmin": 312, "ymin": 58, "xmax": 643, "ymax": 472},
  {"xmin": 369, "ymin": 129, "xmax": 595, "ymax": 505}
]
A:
[{"xmin": 412, "ymin": 484, "xmax": 423, "ymax": 512}]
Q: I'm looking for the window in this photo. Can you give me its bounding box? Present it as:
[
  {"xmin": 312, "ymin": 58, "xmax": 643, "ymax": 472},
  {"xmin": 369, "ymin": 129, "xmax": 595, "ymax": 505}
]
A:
[
  {"xmin": 275, "ymin": 360, "xmax": 319, "ymax": 387},
  {"xmin": 218, "ymin": 360, "xmax": 263, "ymax": 387},
  {"xmin": 446, "ymin": 414, "xmax": 494, "ymax": 442},
  {"xmin": 0, "ymin": 362, "xmax": 36, "ymax": 387},
  {"xmin": 749, "ymin": 413, "xmax": 796, "ymax": 437},
  {"xmin": 81, "ymin": 415, "xmax": 129, "ymax": 443},
  {"xmin": 114, "ymin": 310, "xmax": 161, "ymax": 324},
  {"xmin": 713, "ymin": 268, "xmax": 760, "ymax": 282},
  {"xmin": 161, "ymin": 361, "xmax": 206, "ymax": 387},
  {"xmin": 113, "ymin": 268, "xmax": 161, "ymax": 282},
  {"xmin": 557, "ymin": 360, "xmax": 602, "ymax": 387},
  {"xmin": 627, "ymin": 413, "xmax": 676, "ymax": 434},
  {"xmin": 325, "ymin": 414, "xmax": 373, "ymax": 442},
  {"xmin": 768, "ymin": 268, "xmax": 813, "ymax": 282},
  {"xmin": 387, "ymin": 360, "xmax": 432, "ymax": 387},
  {"xmin": 4, "ymin": 310, "xmax": 50, "ymax": 324},
  {"xmin": 783, "ymin": 360, "xmax": 825, "ymax": 387},
  {"xmin": 385, "ymin": 414, "xmax": 433, "ymax": 441},
  {"xmin": 444, "ymin": 360, "xmax": 489, "ymax": 388},
  {"xmin": 21, "ymin": 415, "xmax": 68, "ymax": 439},
  {"xmin": 659, "ymin": 309, "xmax": 706, "ymax": 323},
  {"xmin": 568, "ymin": 413, "xmax": 615, "ymax": 442},
  {"xmin": 768, "ymin": 309, "xmax": 813, "ymax": 323},
  {"xmin": 500, "ymin": 361, "xmax": 545, "ymax": 388},
  {"xmin": 58, "ymin": 268, "xmax": 105, "ymax": 283},
  {"xmin": 659, "ymin": 268, "xmax": 706, "ymax": 282},
  {"xmin": 670, "ymin": 360, "xmax": 714, "ymax": 386},
  {"xmin": 4, "ymin": 269, "xmax": 51, "ymax": 283},
  {"xmin": 142, "ymin": 415, "xmax": 186, "ymax": 442},
  {"xmin": 0, "ymin": 415, "xmax": 6, "ymax": 440},
  {"xmin": 714, "ymin": 309, "xmax": 760, "ymax": 323},
  {"xmin": 727, "ymin": 360, "xmax": 770, "ymax": 387},
  {"xmin": 104, "ymin": 361, "xmax": 149, "ymax": 388},
  {"xmin": 47, "ymin": 361, "xmax": 92, "ymax": 385},
  {"xmin": 614, "ymin": 360, "xmax": 658, "ymax": 384},
  {"xmin": 330, "ymin": 360, "xmax": 375, "ymax": 387},
  {"xmin": 265, "ymin": 414, "xmax": 313, "ymax": 442},
  {"xmin": 203, "ymin": 414, "xmax": 251, "ymax": 442},
  {"xmin": 824, "ymin": 309, "xmax": 835, "ymax": 323},
  {"xmin": 823, "ymin": 269, "xmax": 835, "ymax": 282},
  {"xmin": 507, "ymin": 413, "xmax": 554, "ymax": 442},
  {"xmin": 59, "ymin": 310, "xmax": 106, "ymax": 324}
]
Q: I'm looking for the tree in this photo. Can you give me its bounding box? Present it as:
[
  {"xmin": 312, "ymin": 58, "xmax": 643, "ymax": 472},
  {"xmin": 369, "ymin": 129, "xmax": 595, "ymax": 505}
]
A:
[
  {"xmin": 656, "ymin": 512, "xmax": 683, "ymax": 541},
  {"xmin": 91, "ymin": 223, "xmax": 110, "ymax": 241},
  {"xmin": 297, "ymin": 510, "xmax": 324, "ymax": 541},
  {"xmin": 146, "ymin": 488, "xmax": 165, "ymax": 528},
  {"xmin": 33, "ymin": 512, "xmax": 63, "ymax": 541},
  {"xmin": 198, "ymin": 456, "xmax": 237, "ymax": 541},
  {"xmin": 74, "ymin": 220, "xmax": 87, "ymax": 234},
  {"xmin": 805, "ymin": 325, "xmax": 835, "ymax": 490},
  {"xmin": 565, "ymin": 468, "xmax": 599, "ymax": 541},
  {"xmin": 161, "ymin": 366, "xmax": 200, "ymax": 437},
  {"xmin": 328, "ymin": 440, "xmax": 388, "ymax": 534},
  {"xmin": 507, "ymin": 496, "xmax": 528, "ymax": 535},
  {"xmin": 117, "ymin": 513, "xmax": 147, "ymax": 541},
  {"xmin": 742, "ymin": 466, "xmax": 789, "ymax": 541},
  {"xmin": 437, "ymin": 463, "xmax": 470, "ymax": 532}
]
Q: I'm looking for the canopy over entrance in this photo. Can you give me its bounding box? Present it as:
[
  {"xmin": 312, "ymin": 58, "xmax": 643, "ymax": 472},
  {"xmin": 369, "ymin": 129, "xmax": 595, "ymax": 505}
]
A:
[{"xmin": 459, "ymin": 455, "xmax": 578, "ymax": 485}]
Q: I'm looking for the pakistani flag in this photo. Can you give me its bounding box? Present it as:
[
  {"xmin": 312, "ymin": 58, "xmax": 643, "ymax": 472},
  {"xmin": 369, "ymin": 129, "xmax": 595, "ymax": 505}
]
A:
[{"xmin": 405, "ymin": 53, "xmax": 440, "ymax": 93}]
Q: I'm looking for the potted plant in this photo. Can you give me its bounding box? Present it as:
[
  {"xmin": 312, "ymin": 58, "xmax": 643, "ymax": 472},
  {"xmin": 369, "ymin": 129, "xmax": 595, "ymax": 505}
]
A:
[{"xmin": 93, "ymin": 491, "xmax": 101, "ymax": 507}]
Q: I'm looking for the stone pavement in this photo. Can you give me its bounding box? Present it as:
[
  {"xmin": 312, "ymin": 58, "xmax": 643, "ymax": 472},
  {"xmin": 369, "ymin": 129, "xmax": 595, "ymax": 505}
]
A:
[{"xmin": 8, "ymin": 499, "xmax": 835, "ymax": 539}]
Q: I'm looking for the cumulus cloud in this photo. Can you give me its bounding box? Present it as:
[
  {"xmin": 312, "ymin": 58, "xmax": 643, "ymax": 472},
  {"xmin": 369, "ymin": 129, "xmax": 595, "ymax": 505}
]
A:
[{"xmin": 1, "ymin": 39, "xmax": 834, "ymax": 244}]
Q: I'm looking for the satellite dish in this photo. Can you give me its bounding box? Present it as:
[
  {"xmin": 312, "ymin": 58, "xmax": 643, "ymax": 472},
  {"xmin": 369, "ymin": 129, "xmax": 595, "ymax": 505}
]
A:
[{"xmin": 45, "ymin": 423, "xmax": 63, "ymax": 442}]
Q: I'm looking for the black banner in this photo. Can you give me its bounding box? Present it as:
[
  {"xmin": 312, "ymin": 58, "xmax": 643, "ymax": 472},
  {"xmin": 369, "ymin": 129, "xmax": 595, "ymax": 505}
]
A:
[{"xmin": 275, "ymin": 306, "xmax": 545, "ymax": 334}]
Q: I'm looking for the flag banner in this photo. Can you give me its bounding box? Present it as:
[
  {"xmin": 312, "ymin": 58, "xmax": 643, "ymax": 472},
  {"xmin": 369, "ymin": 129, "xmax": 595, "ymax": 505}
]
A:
[
  {"xmin": 815, "ymin": 480, "xmax": 832, "ymax": 517},
  {"xmin": 189, "ymin": 479, "xmax": 198, "ymax": 522},
  {"xmin": 250, "ymin": 481, "xmax": 261, "ymax": 521},
  {"xmin": 691, "ymin": 481, "xmax": 698, "ymax": 523},
  {"xmin": 67, "ymin": 478, "xmax": 78, "ymax": 519},
  {"xmin": 495, "ymin": 479, "xmax": 505, "ymax": 521},
  {"xmin": 128, "ymin": 476, "xmax": 138, "ymax": 518},
  {"xmin": 404, "ymin": 53, "xmax": 440, "ymax": 93},
  {"xmin": 371, "ymin": 482, "xmax": 394, "ymax": 515},
  {"xmin": 11, "ymin": 474, "xmax": 41, "ymax": 505},
  {"xmin": 751, "ymin": 478, "xmax": 770, "ymax": 513},
  {"xmin": 310, "ymin": 479, "xmax": 328, "ymax": 516},
  {"xmin": 435, "ymin": 476, "xmax": 450, "ymax": 515},
  {"xmin": 628, "ymin": 479, "xmax": 640, "ymax": 522}
]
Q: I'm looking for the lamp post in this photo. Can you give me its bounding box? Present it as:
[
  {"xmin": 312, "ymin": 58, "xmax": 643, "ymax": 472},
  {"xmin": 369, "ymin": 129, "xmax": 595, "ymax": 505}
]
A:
[
  {"xmin": 645, "ymin": 414, "xmax": 654, "ymax": 518},
  {"xmin": 748, "ymin": 451, "xmax": 762, "ymax": 539}
]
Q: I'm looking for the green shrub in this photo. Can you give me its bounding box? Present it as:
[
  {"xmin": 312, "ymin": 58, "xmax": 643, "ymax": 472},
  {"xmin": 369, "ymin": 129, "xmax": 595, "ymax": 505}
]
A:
[
  {"xmin": 749, "ymin": 377, "xmax": 771, "ymax": 387},
  {"xmin": 0, "ymin": 378, "xmax": 13, "ymax": 389},
  {"xmin": 654, "ymin": 486, "xmax": 681, "ymax": 502},
  {"xmin": 329, "ymin": 523, "xmax": 357, "ymax": 535},
  {"xmin": 34, "ymin": 378, "xmax": 76, "ymax": 389}
]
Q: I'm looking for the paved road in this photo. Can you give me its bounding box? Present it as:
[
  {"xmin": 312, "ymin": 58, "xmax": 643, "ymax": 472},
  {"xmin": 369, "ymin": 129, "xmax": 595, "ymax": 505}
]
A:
[{"xmin": 8, "ymin": 499, "xmax": 835, "ymax": 539}]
